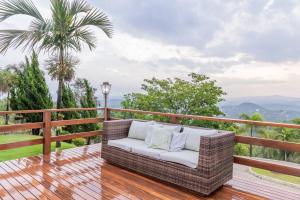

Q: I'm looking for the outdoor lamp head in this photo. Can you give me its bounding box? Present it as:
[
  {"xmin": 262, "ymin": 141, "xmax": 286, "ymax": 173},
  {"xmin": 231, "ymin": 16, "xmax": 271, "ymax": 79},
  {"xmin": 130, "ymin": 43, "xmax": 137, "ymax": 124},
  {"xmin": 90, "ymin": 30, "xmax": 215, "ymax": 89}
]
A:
[{"xmin": 101, "ymin": 82, "xmax": 111, "ymax": 95}]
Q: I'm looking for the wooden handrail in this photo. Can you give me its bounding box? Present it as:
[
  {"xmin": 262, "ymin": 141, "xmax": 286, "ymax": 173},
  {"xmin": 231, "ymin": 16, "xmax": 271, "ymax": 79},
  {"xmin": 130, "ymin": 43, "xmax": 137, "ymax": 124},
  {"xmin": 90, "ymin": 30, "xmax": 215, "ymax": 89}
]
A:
[
  {"xmin": 0, "ymin": 107, "xmax": 105, "ymax": 116},
  {"xmin": 234, "ymin": 156, "xmax": 300, "ymax": 177},
  {"xmin": 235, "ymin": 135, "xmax": 300, "ymax": 153},
  {"xmin": 51, "ymin": 131, "xmax": 102, "ymax": 142},
  {"xmin": 0, "ymin": 122, "xmax": 43, "ymax": 133},
  {"xmin": 0, "ymin": 108, "xmax": 103, "ymax": 163},
  {"xmin": 0, "ymin": 138, "xmax": 43, "ymax": 151},
  {"xmin": 0, "ymin": 107, "xmax": 300, "ymax": 177},
  {"xmin": 51, "ymin": 117, "xmax": 103, "ymax": 127},
  {"xmin": 109, "ymin": 108, "xmax": 300, "ymax": 129}
]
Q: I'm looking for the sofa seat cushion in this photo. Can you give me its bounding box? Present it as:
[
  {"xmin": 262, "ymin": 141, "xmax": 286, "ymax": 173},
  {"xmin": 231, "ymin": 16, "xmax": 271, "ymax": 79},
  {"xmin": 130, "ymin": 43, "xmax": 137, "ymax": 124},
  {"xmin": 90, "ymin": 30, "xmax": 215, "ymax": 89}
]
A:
[
  {"xmin": 107, "ymin": 138, "xmax": 144, "ymax": 151},
  {"xmin": 131, "ymin": 142, "xmax": 166, "ymax": 159},
  {"xmin": 160, "ymin": 150, "xmax": 199, "ymax": 168}
]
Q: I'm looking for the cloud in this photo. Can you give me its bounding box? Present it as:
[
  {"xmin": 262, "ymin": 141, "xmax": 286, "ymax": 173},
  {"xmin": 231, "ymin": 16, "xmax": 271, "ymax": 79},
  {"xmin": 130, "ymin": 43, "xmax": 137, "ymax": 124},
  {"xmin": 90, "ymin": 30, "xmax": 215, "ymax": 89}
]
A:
[
  {"xmin": 95, "ymin": 0, "xmax": 300, "ymax": 63},
  {"xmin": 1, "ymin": 0, "xmax": 300, "ymax": 99}
]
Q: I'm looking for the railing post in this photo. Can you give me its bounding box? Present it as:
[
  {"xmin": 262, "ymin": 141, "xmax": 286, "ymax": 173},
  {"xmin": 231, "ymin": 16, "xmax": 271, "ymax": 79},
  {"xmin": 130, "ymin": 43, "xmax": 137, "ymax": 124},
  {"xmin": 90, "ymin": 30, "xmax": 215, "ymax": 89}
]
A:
[
  {"xmin": 104, "ymin": 108, "xmax": 110, "ymax": 121},
  {"xmin": 170, "ymin": 116, "xmax": 178, "ymax": 124},
  {"xmin": 43, "ymin": 110, "xmax": 51, "ymax": 163}
]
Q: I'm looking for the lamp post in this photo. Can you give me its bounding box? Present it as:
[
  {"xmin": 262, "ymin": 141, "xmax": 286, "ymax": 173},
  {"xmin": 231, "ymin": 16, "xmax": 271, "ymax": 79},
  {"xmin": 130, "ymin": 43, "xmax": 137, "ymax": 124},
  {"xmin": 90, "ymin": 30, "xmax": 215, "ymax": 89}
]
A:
[{"xmin": 101, "ymin": 82, "xmax": 111, "ymax": 120}]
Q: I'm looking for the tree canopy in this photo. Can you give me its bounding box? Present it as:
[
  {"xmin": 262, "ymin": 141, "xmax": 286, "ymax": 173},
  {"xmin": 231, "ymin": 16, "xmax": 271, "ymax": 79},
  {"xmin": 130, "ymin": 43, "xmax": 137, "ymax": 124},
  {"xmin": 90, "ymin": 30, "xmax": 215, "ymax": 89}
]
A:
[
  {"xmin": 122, "ymin": 73, "xmax": 226, "ymax": 116},
  {"xmin": 0, "ymin": 67, "xmax": 16, "ymax": 124},
  {"xmin": 9, "ymin": 52, "xmax": 53, "ymax": 134}
]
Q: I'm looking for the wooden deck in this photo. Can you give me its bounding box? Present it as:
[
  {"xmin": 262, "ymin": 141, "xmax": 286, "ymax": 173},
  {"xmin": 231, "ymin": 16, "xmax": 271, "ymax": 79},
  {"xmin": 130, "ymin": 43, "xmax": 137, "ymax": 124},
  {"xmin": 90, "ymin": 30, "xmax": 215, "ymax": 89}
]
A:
[{"xmin": 0, "ymin": 145, "xmax": 299, "ymax": 200}]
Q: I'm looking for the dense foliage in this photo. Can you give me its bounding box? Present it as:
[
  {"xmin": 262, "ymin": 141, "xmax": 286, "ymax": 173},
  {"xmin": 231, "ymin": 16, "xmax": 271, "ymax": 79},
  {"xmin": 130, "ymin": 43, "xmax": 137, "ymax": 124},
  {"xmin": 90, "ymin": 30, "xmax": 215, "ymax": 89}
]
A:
[
  {"xmin": 78, "ymin": 79, "xmax": 99, "ymax": 144},
  {"xmin": 0, "ymin": 68, "xmax": 16, "ymax": 124},
  {"xmin": 9, "ymin": 52, "xmax": 53, "ymax": 135},
  {"xmin": 61, "ymin": 84, "xmax": 81, "ymax": 133},
  {"xmin": 121, "ymin": 73, "xmax": 226, "ymax": 127},
  {"xmin": 0, "ymin": 0, "xmax": 112, "ymax": 146},
  {"xmin": 119, "ymin": 73, "xmax": 300, "ymax": 163},
  {"xmin": 0, "ymin": 0, "xmax": 113, "ymax": 112},
  {"xmin": 232, "ymin": 113, "xmax": 300, "ymax": 162}
]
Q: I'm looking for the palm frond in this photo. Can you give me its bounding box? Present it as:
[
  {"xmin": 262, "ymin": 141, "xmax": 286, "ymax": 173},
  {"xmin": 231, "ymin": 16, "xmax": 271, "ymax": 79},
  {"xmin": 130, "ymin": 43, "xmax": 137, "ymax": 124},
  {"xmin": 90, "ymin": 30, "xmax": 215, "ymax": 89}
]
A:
[
  {"xmin": 28, "ymin": 19, "xmax": 54, "ymax": 52},
  {"xmin": 71, "ymin": 28, "xmax": 96, "ymax": 50},
  {"xmin": 0, "ymin": 17, "xmax": 52, "ymax": 53},
  {"xmin": 70, "ymin": 0, "xmax": 90, "ymax": 16},
  {"xmin": 75, "ymin": 8, "xmax": 113, "ymax": 38},
  {"xmin": 0, "ymin": 0, "xmax": 44, "ymax": 22},
  {"xmin": 0, "ymin": 29, "xmax": 31, "ymax": 53},
  {"xmin": 46, "ymin": 53, "xmax": 79, "ymax": 82}
]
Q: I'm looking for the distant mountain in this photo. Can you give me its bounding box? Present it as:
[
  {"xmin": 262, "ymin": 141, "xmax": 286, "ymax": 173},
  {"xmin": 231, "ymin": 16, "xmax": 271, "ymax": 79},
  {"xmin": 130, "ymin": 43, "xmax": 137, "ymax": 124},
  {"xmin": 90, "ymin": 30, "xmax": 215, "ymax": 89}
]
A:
[
  {"xmin": 108, "ymin": 98, "xmax": 123, "ymax": 108},
  {"xmin": 105, "ymin": 95, "xmax": 300, "ymax": 122},
  {"xmin": 221, "ymin": 97, "xmax": 300, "ymax": 122},
  {"xmin": 223, "ymin": 95, "xmax": 300, "ymax": 111}
]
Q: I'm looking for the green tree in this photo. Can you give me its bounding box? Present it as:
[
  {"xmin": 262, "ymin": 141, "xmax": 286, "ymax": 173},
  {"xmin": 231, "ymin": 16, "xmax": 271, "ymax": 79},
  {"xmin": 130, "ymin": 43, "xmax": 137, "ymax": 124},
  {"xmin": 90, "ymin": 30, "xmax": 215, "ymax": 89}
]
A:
[
  {"xmin": 78, "ymin": 79, "xmax": 98, "ymax": 144},
  {"xmin": 0, "ymin": 68, "xmax": 16, "ymax": 124},
  {"xmin": 61, "ymin": 84, "xmax": 80, "ymax": 133},
  {"xmin": 10, "ymin": 52, "xmax": 53, "ymax": 135},
  {"xmin": 0, "ymin": 0, "xmax": 112, "ymax": 147},
  {"xmin": 121, "ymin": 73, "xmax": 226, "ymax": 127},
  {"xmin": 274, "ymin": 128, "xmax": 298, "ymax": 161},
  {"xmin": 256, "ymin": 129, "xmax": 277, "ymax": 159},
  {"xmin": 0, "ymin": 0, "xmax": 113, "ymax": 111},
  {"xmin": 239, "ymin": 112, "xmax": 264, "ymax": 157}
]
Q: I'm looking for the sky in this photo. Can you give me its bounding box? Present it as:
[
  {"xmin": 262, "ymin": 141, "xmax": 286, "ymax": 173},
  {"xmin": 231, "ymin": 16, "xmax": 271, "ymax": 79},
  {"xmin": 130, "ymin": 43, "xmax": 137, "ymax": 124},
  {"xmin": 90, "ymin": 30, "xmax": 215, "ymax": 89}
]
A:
[{"xmin": 1, "ymin": 0, "xmax": 300, "ymax": 100}]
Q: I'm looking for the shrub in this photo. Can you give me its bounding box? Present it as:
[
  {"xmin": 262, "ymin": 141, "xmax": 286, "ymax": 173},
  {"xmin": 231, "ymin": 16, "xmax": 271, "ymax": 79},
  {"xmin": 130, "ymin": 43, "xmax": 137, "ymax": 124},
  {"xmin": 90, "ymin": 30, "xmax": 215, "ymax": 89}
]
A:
[{"xmin": 72, "ymin": 138, "xmax": 86, "ymax": 147}]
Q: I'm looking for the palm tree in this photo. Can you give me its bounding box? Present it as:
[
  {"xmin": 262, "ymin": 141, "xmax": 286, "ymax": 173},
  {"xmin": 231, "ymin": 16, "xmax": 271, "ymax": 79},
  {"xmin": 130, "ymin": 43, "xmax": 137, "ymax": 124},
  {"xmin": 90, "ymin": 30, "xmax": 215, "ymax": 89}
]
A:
[
  {"xmin": 257, "ymin": 129, "xmax": 276, "ymax": 159},
  {"xmin": 275, "ymin": 128, "xmax": 297, "ymax": 161},
  {"xmin": 0, "ymin": 67, "xmax": 16, "ymax": 124},
  {"xmin": 0, "ymin": 0, "xmax": 113, "ymax": 110},
  {"xmin": 239, "ymin": 112, "xmax": 264, "ymax": 157}
]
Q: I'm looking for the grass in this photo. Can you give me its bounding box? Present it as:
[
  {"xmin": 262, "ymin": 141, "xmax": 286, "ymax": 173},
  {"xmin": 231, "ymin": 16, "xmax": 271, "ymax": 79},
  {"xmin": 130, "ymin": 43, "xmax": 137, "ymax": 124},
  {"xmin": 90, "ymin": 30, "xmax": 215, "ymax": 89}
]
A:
[
  {"xmin": 0, "ymin": 134, "xmax": 76, "ymax": 162},
  {"xmin": 252, "ymin": 167, "xmax": 300, "ymax": 185}
]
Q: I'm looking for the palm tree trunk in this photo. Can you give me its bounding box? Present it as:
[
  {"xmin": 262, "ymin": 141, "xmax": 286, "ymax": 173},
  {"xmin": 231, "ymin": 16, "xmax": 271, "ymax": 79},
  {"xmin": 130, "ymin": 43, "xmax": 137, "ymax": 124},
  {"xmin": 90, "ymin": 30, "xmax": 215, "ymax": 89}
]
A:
[
  {"xmin": 56, "ymin": 46, "xmax": 64, "ymax": 149},
  {"xmin": 284, "ymin": 150, "xmax": 287, "ymax": 161},
  {"xmin": 5, "ymin": 92, "xmax": 10, "ymax": 125},
  {"xmin": 249, "ymin": 126, "xmax": 253, "ymax": 157},
  {"xmin": 87, "ymin": 137, "xmax": 91, "ymax": 145}
]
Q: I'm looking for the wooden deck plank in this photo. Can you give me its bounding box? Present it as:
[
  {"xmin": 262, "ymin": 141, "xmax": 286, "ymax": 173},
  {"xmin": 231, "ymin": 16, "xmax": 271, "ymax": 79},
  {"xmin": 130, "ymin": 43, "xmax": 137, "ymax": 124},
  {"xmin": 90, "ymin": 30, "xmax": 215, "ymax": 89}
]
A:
[
  {"xmin": 228, "ymin": 178, "xmax": 298, "ymax": 200},
  {"xmin": 9, "ymin": 162, "xmax": 83, "ymax": 200},
  {"xmin": 39, "ymin": 147, "xmax": 128, "ymax": 200},
  {"xmin": 56, "ymin": 148, "xmax": 160, "ymax": 200},
  {"xmin": 5, "ymin": 160, "xmax": 73, "ymax": 200},
  {"xmin": 0, "ymin": 144, "xmax": 299, "ymax": 200},
  {"xmin": 0, "ymin": 163, "xmax": 48, "ymax": 200},
  {"xmin": 48, "ymin": 149, "xmax": 136, "ymax": 200},
  {"xmin": 16, "ymin": 156, "xmax": 99, "ymax": 200},
  {"xmin": 0, "ymin": 164, "xmax": 37, "ymax": 200},
  {"xmin": 0, "ymin": 184, "xmax": 14, "ymax": 200},
  {"xmin": 2, "ymin": 161, "xmax": 58, "ymax": 200}
]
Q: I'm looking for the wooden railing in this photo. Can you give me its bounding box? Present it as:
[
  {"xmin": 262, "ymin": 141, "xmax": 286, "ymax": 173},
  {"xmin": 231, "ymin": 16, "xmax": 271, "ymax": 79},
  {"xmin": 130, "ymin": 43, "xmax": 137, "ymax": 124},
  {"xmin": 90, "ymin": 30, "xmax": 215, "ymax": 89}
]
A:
[
  {"xmin": 0, "ymin": 108, "xmax": 105, "ymax": 162},
  {"xmin": 0, "ymin": 107, "xmax": 300, "ymax": 177},
  {"xmin": 108, "ymin": 108, "xmax": 300, "ymax": 177}
]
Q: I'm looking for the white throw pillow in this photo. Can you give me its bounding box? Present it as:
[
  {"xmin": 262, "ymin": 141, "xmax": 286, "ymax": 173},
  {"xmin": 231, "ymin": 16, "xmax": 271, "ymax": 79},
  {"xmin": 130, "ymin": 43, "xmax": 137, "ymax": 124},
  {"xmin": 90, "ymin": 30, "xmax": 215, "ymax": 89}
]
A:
[
  {"xmin": 148, "ymin": 126, "xmax": 173, "ymax": 150},
  {"xmin": 128, "ymin": 121, "xmax": 155, "ymax": 140},
  {"xmin": 144, "ymin": 123, "xmax": 157, "ymax": 145},
  {"xmin": 145, "ymin": 124, "xmax": 181, "ymax": 145},
  {"xmin": 183, "ymin": 127, "xmax": 217, "ymax": 151},
  {"xmin": 169, "ymin": 132, "xmax": 187, "ymax": 152}
]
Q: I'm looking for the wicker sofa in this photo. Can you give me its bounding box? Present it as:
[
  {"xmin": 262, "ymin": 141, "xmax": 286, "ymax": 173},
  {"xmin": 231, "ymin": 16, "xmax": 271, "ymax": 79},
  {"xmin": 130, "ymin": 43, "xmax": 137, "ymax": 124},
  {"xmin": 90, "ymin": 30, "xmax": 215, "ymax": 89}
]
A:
[{"xmin": 101, "ymin": 119, "xmax": 235, "ymax": 195}]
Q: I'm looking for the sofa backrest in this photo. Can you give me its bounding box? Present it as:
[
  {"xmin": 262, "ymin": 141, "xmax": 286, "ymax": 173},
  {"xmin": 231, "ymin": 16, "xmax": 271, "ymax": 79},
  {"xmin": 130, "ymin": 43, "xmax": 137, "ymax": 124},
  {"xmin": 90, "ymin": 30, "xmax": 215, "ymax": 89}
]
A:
[
  {"xmin": 125, "ymin": 119, "xmax": 231, "ymax": 152},
  {"xmin": 127, "ymin": 120, "xmax": 181, "ymax": 140}
]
